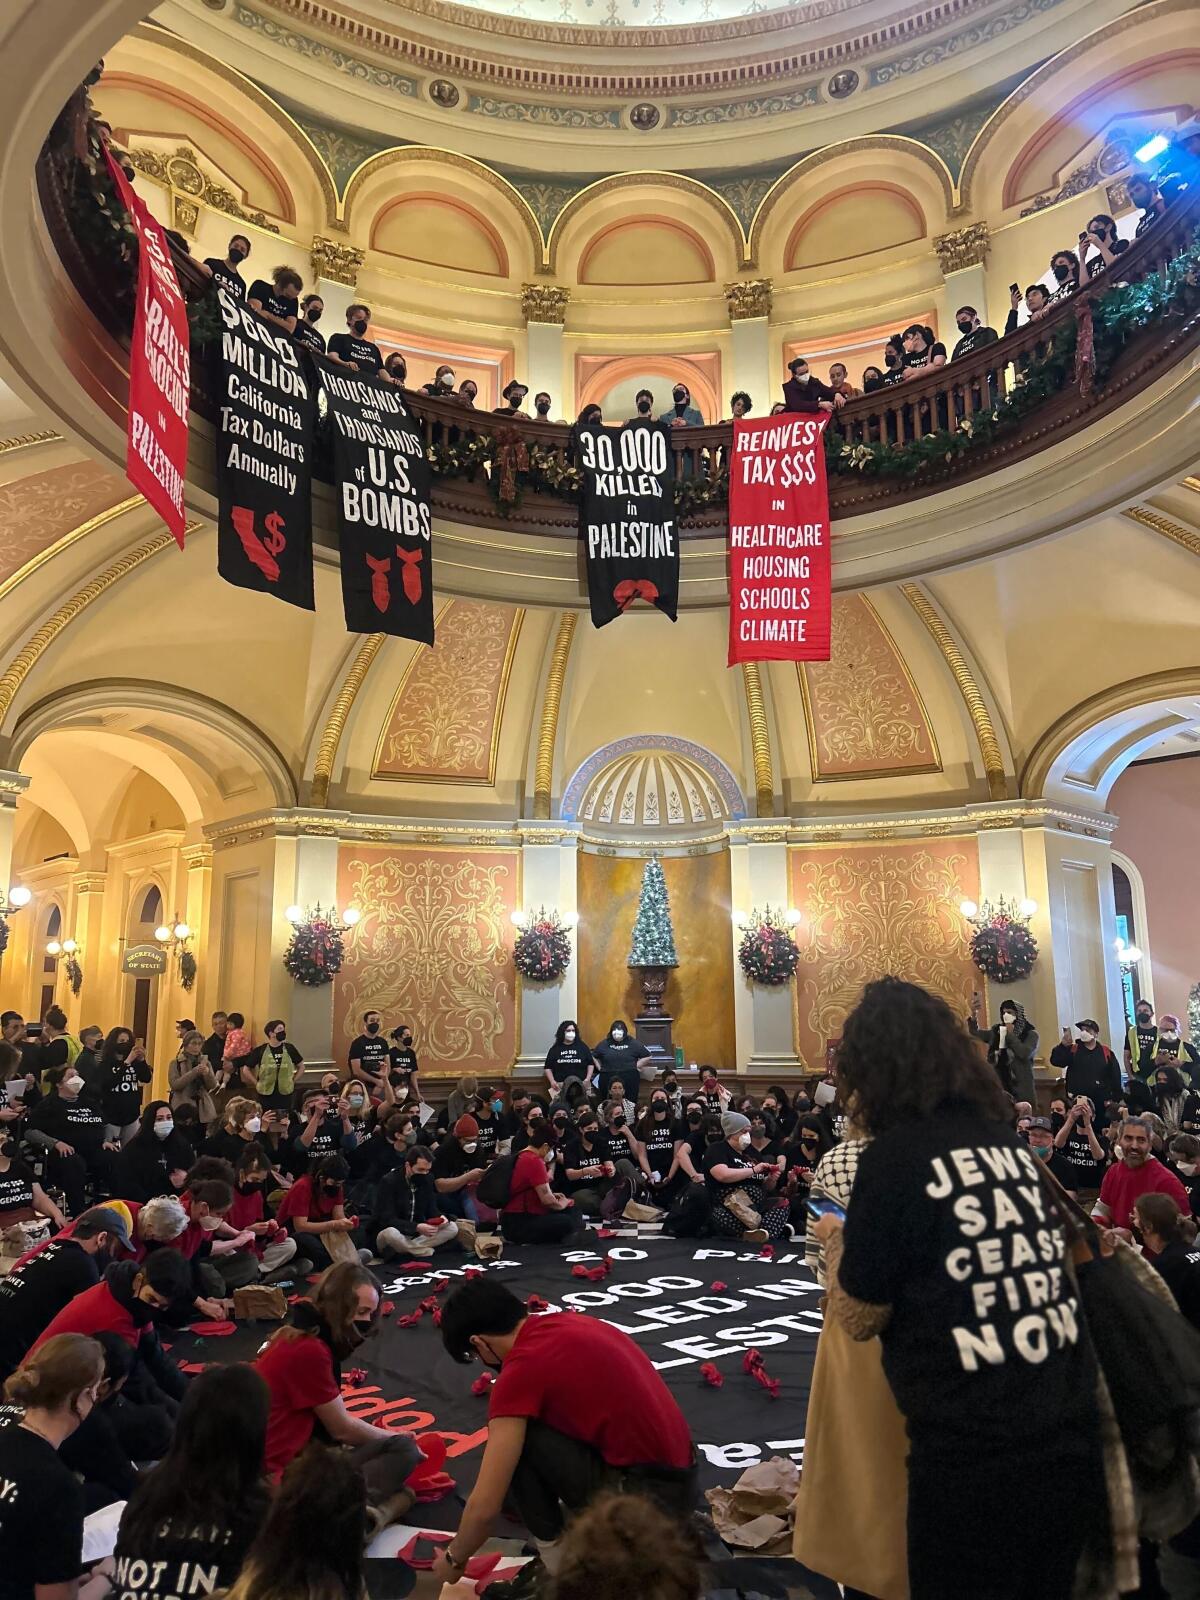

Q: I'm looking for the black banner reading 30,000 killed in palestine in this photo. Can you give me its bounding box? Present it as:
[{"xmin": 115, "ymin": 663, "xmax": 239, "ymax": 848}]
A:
[
  {"xmin": 576, "ymin": 421, "xmax": 678, "ymax": 628},
  {"xmin": 214, "ymin": 287, "xmax": 315, "ymax": 609},
  {"xmin": 317, "ymin": 363, "xmax": 435, "ymax": 644}
]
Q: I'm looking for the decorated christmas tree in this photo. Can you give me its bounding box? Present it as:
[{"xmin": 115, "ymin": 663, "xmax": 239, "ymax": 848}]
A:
[{"xmin": 628, "ymin": 855, "xmax": 679, "ymax": 968}]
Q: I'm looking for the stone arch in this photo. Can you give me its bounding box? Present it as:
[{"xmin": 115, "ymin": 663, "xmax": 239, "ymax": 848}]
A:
[{"xmin": 547, "ymin": 173, "xmax": 747, "ymax": 278}]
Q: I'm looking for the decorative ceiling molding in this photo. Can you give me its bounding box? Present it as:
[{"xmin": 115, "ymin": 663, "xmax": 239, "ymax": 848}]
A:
[
  {"xmin": 0, "ymin": 494, "xmax": 143, "ymax": 611},
  {"xmin": 741, "ymin": 663, "xmax": 775, "ymax": 818},
  {"xmin": 0, "ymin": 430, "xmax": 61, "ymax": 456},
  {"xmin": 533, "ymin": 611, "xmax": 576, "ymax": 820},
  {"xmin": 901, "ymin": 582, "xmax": 1007, "ymax": 800},
  {"xmin": 547, "ymin": 171, "xmax": 747, "ymax": 273},
  {"xmin": 562, "ymin": 735, "xmax": 746, "ymax": 824},
  {"xmin": 1124, "ymin": 504, "xmax": 1200, "ymax": 559},
  {"xmin": 310, "ymin": 633, "xmax": 386, "ymax": 808}
]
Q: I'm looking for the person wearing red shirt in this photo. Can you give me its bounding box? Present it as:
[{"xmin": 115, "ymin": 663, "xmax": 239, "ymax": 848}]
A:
[
  {"xmin": 253, "ymin": 1262, "xmax": 427, "ymax": 1531},
  {"xmin": 1093, "ymin": 1117, "xmax": 1190, "ymax": 1242},
  {"xmin": 432, "ymin": 1279, "xmax": 695, "ymax": 1589},
  {"xmin": 500, "ymin": 1120, "xmax": 580, "ymax": 1246},
  {"xmin": 275, "ymin": 1152, "xmax": 365, "ymax": 1268}
]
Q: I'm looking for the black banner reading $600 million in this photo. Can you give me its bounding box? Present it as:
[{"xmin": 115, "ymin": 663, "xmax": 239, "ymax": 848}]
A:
[
  {"xmin": 318, "ymin": 363, "xmax": 435, "ymax": 643},
  {"xmin": 576, "ymin": 421, "xmax": 678, "ymax": 628},
  {"xmin": 214, "ymin": 288, "xmax": 314, "ymax": 609}
]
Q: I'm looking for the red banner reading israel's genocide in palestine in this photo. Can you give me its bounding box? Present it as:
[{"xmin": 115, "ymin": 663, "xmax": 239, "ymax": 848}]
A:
[{"xmin": 727, "ymin": 414, "xmax": 831, "ymax": 665}]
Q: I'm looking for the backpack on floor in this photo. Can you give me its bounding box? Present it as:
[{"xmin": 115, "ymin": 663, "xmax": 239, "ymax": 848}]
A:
[
  {"xmin": 476, "ymin": 1153, "xmax": 518, "ymax": 1210},
  {"xmin": 663, "ymin": 1183, "xmax": 712, "ymax": 1238}
]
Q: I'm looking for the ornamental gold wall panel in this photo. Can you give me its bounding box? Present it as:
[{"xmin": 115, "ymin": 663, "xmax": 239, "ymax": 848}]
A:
[
  {"xmin": 335, "ymin": 844, "xmax": 519, "ymax": 1073},
  {"xmin": 789, "ymin": 837, "xmax": 979, "ymax": 1068},
  {"xmin": 577, "ymin": 849, "xmax": 735, "ymax": 1071},
  {"xmin": 0, "ymin": 463, "xmax": 130, "ymax": 588},
  {"xmin": 798, "ymin": 593, "xmax": 940, "ymax": 780},
  {"xmin": 372, "ymin": 600, "xmax": 522, "ymax": 784}
]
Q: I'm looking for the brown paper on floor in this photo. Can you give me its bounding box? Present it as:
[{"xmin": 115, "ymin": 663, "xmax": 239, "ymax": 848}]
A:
[
  {"xmin": 706, "ymin": 1456, "xmax": 801, "ymax": 1555},
  {"xmin": 323, "ymin": 1229, "xmax": 362, "ymax": 1265},
  {"xmin": 233, "ymin": 1284, "xmax": 288, "ymax": 1320}
]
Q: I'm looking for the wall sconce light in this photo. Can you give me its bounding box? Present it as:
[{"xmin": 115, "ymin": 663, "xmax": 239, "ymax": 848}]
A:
[
  {"xmin": 1114, "ymin": 936, "xmax": 1143, "ymax": 971},
  {"xmin": 154, "ymin": 915, "xmax": 197, "ymax": 991},
  {"xmin": 959, "ymin": 896, "xmax": 1037, "ymax": 927},
  {"xmin": 45, "ymin": 936, "xmax": 83, "ymax": 996},
  {"xmin": 285, "ymin": 903, "xmax": 360, "ymax": 928},
  {"xmin": 731, "ymin": 904, "xmax": 801, "ymax": 931}
]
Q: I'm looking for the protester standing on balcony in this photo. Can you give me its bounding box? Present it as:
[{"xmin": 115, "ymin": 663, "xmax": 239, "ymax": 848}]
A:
[
  {"xmin": 827, "ymin": 362, "xmax": 861, "ymax": 399},
  {"xmin": 419, "ymin": 364, "xmax": 456, "ymax": 397},
  {"xmin": 202, "ymin": 234, "xmax": 250, "ymax": 301},
  {"xmin": 1078, "ymin": 214, "xmax": 1130, "ymax": 279},
  {"xmin": 292, "ymin": 294, "xmax": 325, "ymax": 354},
  {"xmin": 384, "ymin": 352, "xmax": 407, "ymax": 385},
  {"xmin": 1006, "ymin": 281, "xmax": 1051, "ymax": 330},
  {"xmin": 658, "ymin": 383, "xmax": 702, "ymax": 427},
  {"xmin": 1046, "ymin": 250, "xmax": 1081, "ymax": 305},
  {"xmin": 782, "ymin": 357, "xmax": 841, "ymax": 414},
  {"xmin": 247, "ymin": 266, "xmax": 301, "ymax": 336},
  {"xmin": 326, "ymin": 304, "xmax": 384, "ymax": 376},
  {"xmin": 458, "ymin": 378, "xmax": 479, "ymax": 407},
  {"xmin": 493, "ymin": 380, "xmax": 530, "ymax": 418},
  {"xmin": 951, "ymin": 306, "xmax": 998, "ymax": 359},
  {"xmin": 1128, "ymin": 173, "xmax": 1168, "ymax": 236},
  {"xmin": 532, "ymin": 391, "xmax": 556, "ymax": 421}
]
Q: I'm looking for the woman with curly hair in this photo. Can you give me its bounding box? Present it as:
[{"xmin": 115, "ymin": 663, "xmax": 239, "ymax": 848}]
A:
[{"xmin": 809, "ymin": 976, "xmax": 1105, "ymax": 1600}]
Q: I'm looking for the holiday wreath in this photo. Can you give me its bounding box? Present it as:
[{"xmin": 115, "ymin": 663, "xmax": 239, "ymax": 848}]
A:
[
  {"xmin": 514, "ymin": 909, "xmax": 572, "ymax": 983},
  {"xmin": 738, "ymin": 918, "xmax": 801, "ymax": 987},
  {"xmin": 969, "ymin": 916, "xmax": 1039, "ymax": 982},
  {"xmin": 283, "ymin": 912, "xmax": 346, "ymax": 986}
]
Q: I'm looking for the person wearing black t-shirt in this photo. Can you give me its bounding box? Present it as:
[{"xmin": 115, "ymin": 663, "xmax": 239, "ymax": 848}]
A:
[
  {"xmin": 0, "ymin": 1141, "xmax": 64, "ymax": 1232},
  {"xmin": 560, "ymin": 1110, "xmax": 633, "ymax": 1215},
  {"xmin": 702, "ymin": 1113, "xmax": 789, "ymax": 1243},
  {"xmin": 115, "ymin": 1364, "xmax": 270, "ymax": 1600},
  {"xmin": 1078, "ymin": 213, "xmax": 1130, "ymax": 280},
  {"xmin": 295, "ymin": 1088, "xmax": 354, "ymax": 1169},
  {"xmin": 950, "ymin": 306, "xmax": 998, "ymax": 360},
  {"xmin": 1052, "ymin": 1021, "xmax": 1124, "ymax": 1105},
  {"xmin": 387, "ymin": 1025, "xmax": 421, "ymax": 1102},
  {"xmin": 634, "ymin": 1092, "xmax": 686, "ymax": 1205},
  {"xmin": 26, "ymin": 1068, "xmax": 118, "ymax": 1215},
  {"xmin": 202, "ymin": 234, "xmax": 250, "ymax": 301},
  {"xmin": 817, "ymin": 976, "xmax": 1103, "ymax": 1600},
  {"xmin": 897, "ymin": 323, "xmax": 948, "ymax": 437},
  {"xmin": 292, "ymin": 293, "xmax": 326, "ymax": 355},
  {"xmin": 0, "ymin": 1333, "xmax": 103, "ymax": 1600},
  {"xmin": 326, "ymin": 302, "xmax": 385, "ymax": 377},
  {"xmin": 600, "ymin": 1098, "xmax": 651, "ymax": 1181},
  {"xmin": 384, "ymin": 351, "xmax": 408, "ymax": 385},
  {"xmin": 247, "ymin": 265, "xmax": 302, "ymax": 335},
  {"xmin": 96, "ymin": 1027, "xmax": 153, "ymax": 1142},
  {"xmin": 348, "ymin": 1012, "xmax": 390, "ymax": 1094},
  {"xmin": 0, "ymin": 1208, "xmax": 129, "ymax": 1381},
  {"xmin": 544, "ymin": 1020, "xmax": 595, "ymax": 1097},
  {"xmin": 591, "ymin": 1021, "xmax": 650, "ymax": 1108},
  {"xmin": 1, "ymin": 1013, "xmax": 43, "ymax": 1097},
  {"xmin": 1026, "ymin": 1117, "xmax": 1079, "ymax": 1189},
  {"xmin": 1051, "ymin": 1096, "xmax": 1108, "ymax": 1190}
]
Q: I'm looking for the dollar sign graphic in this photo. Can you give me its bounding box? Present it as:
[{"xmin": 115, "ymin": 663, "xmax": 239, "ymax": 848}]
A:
[{"xmin": 263, "ymin": 512, "xmax": 286, "ymax": 556}]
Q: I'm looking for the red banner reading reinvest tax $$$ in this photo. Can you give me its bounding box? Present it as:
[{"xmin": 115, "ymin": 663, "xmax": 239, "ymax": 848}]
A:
[
  {"xmin": 727, "ymin": 413, "xmax": 831, "ymax": 665},
  {"xmin": 104, "ymin": 147, "xmax": 190, "ymax": 548}
]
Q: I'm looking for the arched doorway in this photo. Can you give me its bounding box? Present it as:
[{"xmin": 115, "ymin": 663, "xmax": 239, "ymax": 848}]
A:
[
  {"xmin": 38, "ymin": 903, "xmax": 61, "ymax": 1022},
  {"xmin": 126, "ymin": 882, "xmax": 163, "ymax": 1046}
]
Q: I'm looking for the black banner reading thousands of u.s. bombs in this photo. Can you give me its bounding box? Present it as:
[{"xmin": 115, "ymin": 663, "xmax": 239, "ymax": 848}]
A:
[
  {"xmin": 317, "ymin": 362, "xmax": 435, "ymax": 643},
  {"xmin": 214, "ymin": 287, "xmax": 315, "ymax": 609},
  {"xmin": 576, "ymin": 421, "xmax": 678, "ymax": 628}
]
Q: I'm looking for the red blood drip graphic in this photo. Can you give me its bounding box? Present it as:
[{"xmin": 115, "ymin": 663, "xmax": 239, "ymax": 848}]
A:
[
  {"xmin": 613, "ymin": 578, "xmax": 659, "ymax": 611},
  {"xmin": 397, "ymin": 546, "xmax": 423, "ymax": 604},
  {"xmin": 231, "ymin": 506, "xmax": 284, "ymax": 582},
  {"xmin": 366, "ymin": 553, "xmax": 391, "ymax": 613}
]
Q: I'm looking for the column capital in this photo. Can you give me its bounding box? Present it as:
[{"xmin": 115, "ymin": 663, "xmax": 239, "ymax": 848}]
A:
[
  {"xmin": 932, "ymin": 222, "xmax": 990, "ymax": 274},
  {"xmin": 0, "ymin": 770, "xmax": 29, "ymax": 808},
  {"xmin": 521, "ymin": 283, "xmax": 571, "ymax": 326},
  {"xmin": 311, "ymin": 234, "xmax": 365, "ymax": 289},
  {"xmin": 724, "ymin": 278, "xmax": 773, "ymax": 321}
]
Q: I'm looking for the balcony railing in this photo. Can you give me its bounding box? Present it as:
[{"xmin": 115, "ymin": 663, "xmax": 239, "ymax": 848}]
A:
[{"xmin": 35, "ymin": 104, "xmax": 1200, "ymax": 539}]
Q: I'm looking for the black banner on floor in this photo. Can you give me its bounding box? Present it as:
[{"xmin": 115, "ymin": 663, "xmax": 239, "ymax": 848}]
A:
[
  {"xmin": 576, "ymin": 421, "xmax": 679, "ymax": 628},
  {"xmin": 214, "ymin": 288, "xmax": 315, "ymax": 609},
  {"xmin": 317, "ymin": 363, "xmax": 434, "ymax": 643}
]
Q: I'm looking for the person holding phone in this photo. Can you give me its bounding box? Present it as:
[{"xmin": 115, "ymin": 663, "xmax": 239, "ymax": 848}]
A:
[{"xmin": 702, "ymin": 1112, "xmax": 789, "ymax": 1244}]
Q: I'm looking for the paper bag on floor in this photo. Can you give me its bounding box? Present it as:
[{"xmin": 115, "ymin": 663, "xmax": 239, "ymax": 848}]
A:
[
  {"xmin": 706, "ymin": 1456, "xmax": 800, "ymax": 1556},
  {"xmin": 233, "ymin": 1284, "xmax": 288, "ymax": 1321},
  {"xmin": 323, "ymin": 1229, "xmax": 361, "ymax": 1266}
]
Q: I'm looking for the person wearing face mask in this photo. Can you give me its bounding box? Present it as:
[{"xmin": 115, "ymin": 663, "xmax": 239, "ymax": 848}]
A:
[
  {"xmin": 1046, "ymin": 249, "xmax": 1080, "ymax": 304},
  {"xmin": 0, "ymin": 1207, "xmax": 132, "ymax": 1381},
  {"xmin": 349, "ymin": 1009, "xmax": 390, "ymax": 1095},
  {"xmin": 1168, "ymin": 1135, "xmax": 1200, "ymax": 1217},
  {"xmin": 1025, "ymin": 1116, "xmax": 1078, "ymax": 1186},
  {"xmin": 657, "ymin": 383, "xmax": 702, "ymax": 428},
  {"xmin": 26, "ymin": 1066, "xmax": 119, "ymax": 1216},
  {"xmin": 560, "ymin": 1110, "xmax": 618, "ymax": 1215},
  {"xmin": 1051, "ymin": 1094, "xmax": 1108, "ymax": 1191},
  {"xmin": 968, "ymin": 995, "xmax": 1038, "ymax": 1101},
  {"xmin": 116, "ymin": 1100, "xmax": 194, "ymax": 1202},
  {"xmin": 499, "ymin": 1119, "xmax": 580, "ymax": 1245},
  {"xmin": 576, "ymin": 402, "xmax": 604, "ymax": 428},
  {"xmin": 202, "ymin": 233, "xmax": 251, "ymax": 300},
  {"xmin": 373, "ymin": 1144, "xmax": 462, "ymax": 1261},
  {"xmin": 1078, "ymin": 213, "xmax": 1130, "ymax": 281},
  {"xmin": 97, "ymin": 1026, "xmax": 154, "ymax": 1143},
  {"xmin": 472, "ymin": 1093, "xmax": 502, "ymax": 1162},
  {"xmin": 432, "ymin": 1115, "xmax": 489, "ymax": 1224},
  {"xmin": 0, "ymin": 1332, "xmax": 104, "ymax": 1600},
  {"xmin": 950, "ymin": 305, "xmax": 998, "ymax": 361},
  {"xmin": 387, "ymin": 1023, "xmax": 421, "ymax": 1102},
  {"xmin": 1050, "ymin": 1019, "xmax": 1123, "ymax": 1108},
  {"xmin": 457, "ymin": 378, "xmax": 479, "ymax": 407},
  {"xmin": 630, "ymin": 387, "xmax": 656, "ymax": 424},
  {"xmin": 634, "ymin": 1093, "xmax": 690, "ymax": 1206},
  {"xmin": 353, "ymin": 1111, "xmax": 418, "ymax": 1188},
  {"xmin": 433, "ymin": 1278, "xmax": 695, "ymax": 1591},
  {"xmin": 295, "ymin": 1086, "xmax": 356, "ymax": 1170},
  {"xmin": 419, "ymin": 363, "xmax": 457, "ymax": 397},
  {"xmin": 0, "ymin": 1126, "xmax": 64, "ymax": 1234},
  {"xmin": 168, "ymin": 1029, "xmax": 218, "ymax": 1131},
  {"xmin": 1154, "ymin": 1012, "xmax": 1200, "ymax": 1080},
  {"xmin": 219, "ymin": 1144, "xmax": 298, "ymax": 1285},
  {"xmin": 384, "ymin": 351, "xmax": 408, "ymax": 386},
  {"xmin": 782, "ymin": 356, "xmax": 841, "ymax": 415},
  {"xmin": 1152, "ymin": 1064, "xmax": 1200, "ymax": 1136},
  {"xmin": 254, "ymin": 1262, "xmax": 424, "ymax": 1508},
  {"xmin": 544, "ymin": 1019, "xmax": 595, "ymax": 1099},
  {"xmin": 172, "ymin": 1167, "xmax": 257, "ymax": 1305},
  {"xmin": 531, "ymin": 390, "xmax": 556, "ymax": 422},
  {"xmin": 238, "ymin": 1020, "xmax": 303, "ymax": 1113},
  {"xmin": 704, "ymin": 1112, "xmax": 790, "ymax": 1244},
  {"xmin": 203, "ymin": 1094, "xmax": 266, "ymax": 1165},
  {"xmin": 292, "ymin": 292, "xmax": 326, "ymax": 354},
  {"xmin": 275, "ymin": 1154, "xmax": 368, "ymax": 1269},
  {"xmin": 592, "ymin": 1020, "xmax": 650, "ymax": 1109},
  {"xmin": 493, "ymin": 379, "xmax": 531, "ymax": 418},
  {"xmin": 325, "ymin": 302, "xmax": 384, "ymax": 375}
]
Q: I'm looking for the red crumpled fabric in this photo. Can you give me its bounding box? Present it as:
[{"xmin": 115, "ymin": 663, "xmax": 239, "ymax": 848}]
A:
[
  {"xmin": 432, "ymin": 1277, "xmax": 450, "ymax": 1293},
  {"xmin": 570, "ymin": 1261, "xmax": 611, "ymax": 1281},
  {"xmin": 379, "ymin": 1300, "xmax": 395, "ymax": 1317},
  {"xmin": 177, "ymin": 1360, "xmax": 209, "ymax": 1374},
  {"xmin": 407, "ymin": 1433, "xmax": 448, "ymax": 1484},
  {"xmin": 397, "ymin": 1261, "xmax": 432, "ymax": 1273},
  {"xmin": 413, "ymin": 1472, "xmax": 456, "ymax": 1503},
  {"xmin": 470, "ymin": 1372, "xmax": 495, "ymax": 1396},
  {"xmin": 342, "ymin": 1367, "xmax": 368, "ymax": 1386},
  {"xmin": 710, "ymin": 1280, "xmax": 728, "ymax": 1292},
  {"xmin": 743, "ymin": 1347, "xmax": 781, "ymax": 1399},
  {"xmin": 286, "ymin": 1293, "xmax": 305, "ymax": 1305},
  {"xmin": 189, "ymin": 1321, "xmax": 237, "ymax": 1337},
  {"xmin": 394, "ymin": 1532, "xmax": 502, "ymax": 1581},
  {"xmin": 395, "ymin": 1308, "xmax": 425, "ymax": 1328},
  {"xmin": 699, "ymin": 1363, "xmax": 724, "ymax": 1388},
  {"xmin": 526, "ymin": 1293, "xmax": 549, "ymax": 1312},
  {"xmin": 595, "ymin": 1228, "xmax": 618, "ymax": 1239},
  {"xmin": 465, "ymin": 1268, "xmax": 482, "ymax": 1280},
  {"xmin": 757, "ymin": 1244, "xmax": 775, "ymax": 1260}
]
